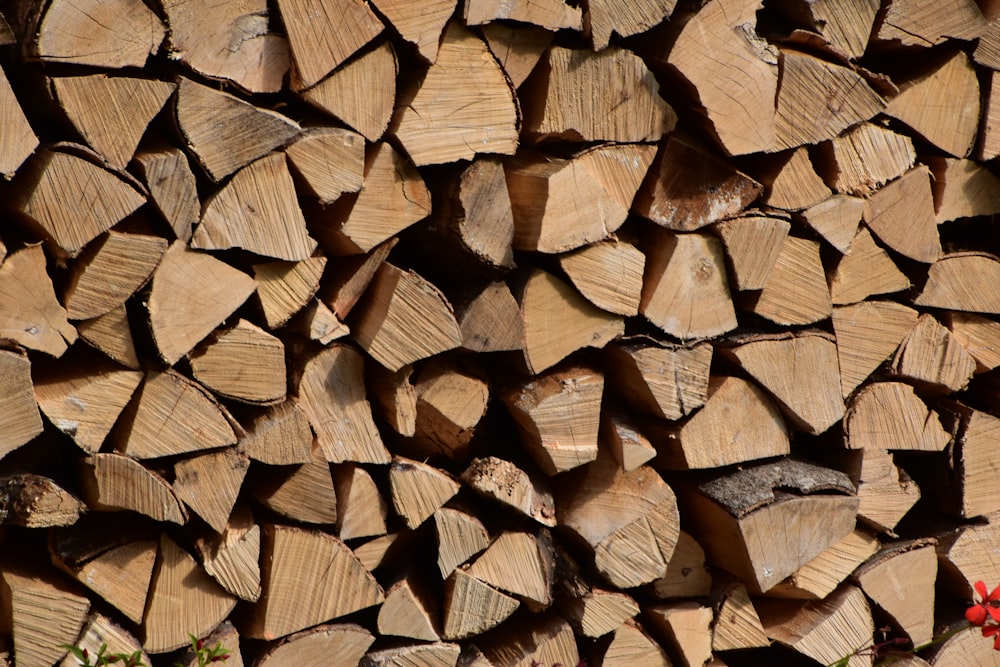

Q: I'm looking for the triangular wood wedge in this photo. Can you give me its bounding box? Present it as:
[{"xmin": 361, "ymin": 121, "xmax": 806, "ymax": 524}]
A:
[
  {"xmin": 76, "ymin": 305, "xmax": 140, "ymax": 370},
  {"xmin": 389, "ymin": 456, "xmax": 460, "ymax": 529},
  {"xmin": 648, "ymin": 531, "xmax": 712, "ymax": 599},
  {"xmin": 800, "ymin": 195, "xmax": 864, "ymax": 254},
  {"xmin": 768, "ymin": 528, "xmax": 880, "ymax": 601},
  {"xmin": 244, "ymin": 524, "xmax": 384, "ymax": 640},
  {"xmin": 503, "ymin": 365, "xmax": 603, "ymax": 475},
  {"xmin": 829, "ymin": 122, "xmax": 916, "ymax": 196},
  {"xmin": 175, "ymin": 78, "xmax": 300, "ymax": 181},
  {"xmin": 142, "ymin": 534, "xmax": 237, "ymax": 652},
  {"xmin": 0, "ymin": 245, "xmax": 76, "ymax": 356},
  {"xmin": 891, "ymin": 313, "xmax": 976, "ymax": 393},
  {"xmin": 602, "ymin": 619, "xmax": 672, "ymax": 667},
  {"xmin": 441, "ymin": 569, "xmax": 518, "ymax": 641},
  {"xmin": 372, "ymin": 0, "xmax": 455, "ymax": 62},
  {"xmin": 605, "ymin": 340, "xmax": 712, "ymax": 421},
  {"xmin": 434, "ymin": 507, "xmax": 490, "ymax": 579},
  {"xmin": 251, "ymin": 445, "xmax": 338, "ymax": 525},
  {"xmin": 766, "ymin": 147, "xmax": 830, "ymax": 210},
  {"xmin": 134, "ymin": 144, "xmax": 199, "ymax": 241},
  {"xmin": 559, "ymin": 239, "xmax": 645, "ymax": 316},
  {"xmin": 160, "ymin": 0, "xmax": 289, "ymax": 94},
  {"xmin": 0, "ymin": 65, "xmax": 38, "ymax": 178},
  {"xmin": 644, "ymin": 603, "xmax": 712, "ymax": 667},
  {"xmin": 600, "ymin": 410, "xmax": 658, "ymax": 472},
  {"xmin": 284, "ymin": 128, "xmax": 364, "ymax": 205},
  {"xmin": 80, "ymin": 454, "xmax": 188, "ymax": 523},
  {"xmin": 936, "ymin": 402, "xmax": 1000, "ymax": 518},
  {"xmin": 66, "ymin": 612, "xmax": 150, "ymax": 667},
  {"xmin": 930, "ymin": 157, "xmax": 1000, "ymax": 223},
  {"xmin": 915, "ymin": 252, "xmax": 1000, "ymax": 313},
  {"xmin": 361, "ymin": 642, "xmax": 461, "ymax": 666},
  {"xmin": 664, "ymin": 0, "xmax": 777, "ymax": 155},
  {"xmin": 464, "ymin": 0, "xmax": 581, "ymax": 30},
  {"xmin": 828, "ymin": 226, "xmax": 911, "ymax": 305},
  {"xmin": 833, "ymin": 301, "xmax": 919, "ymax": 398},
  {"xmin": 253, "ymin": 257, "xmax": 327, "ymax": 330},
  {"xmin": 238, "ymin": 401, "xmax": 312, "ymax": 466},
  {"xmin": 368, "ymin": 363, "xmax": 417, "ymax": 438},
  {"xmin": 846, "ymin": 382, "xmax": 949, "ymax": 451},
  {"xmin": 587, "ymin": 0, "xmax": 676, "ymax": 49},
  {"xmin": 173, "ymin": 448, "xmax": 249, "ymax": 533},
  {"xmin": 711, "ymin": 582, "xmax": 769, "ymax": 650},
  {"xmin": 558, "ymin": 584, "xmax": 638, "ymax": 639},
  {"xmin": 853, "ymin": 541, "xmax": 936, "ymax": 646},
  {"xmin": 876, "ymin": 0, "xmax": 985, "ymax": 46},
  {"xmin": 455, "ymin": 281, "xmax": 523, "ymax": 353},
  {"xmin": 722, "ymin": 331, "xmax": 844, "ymax": 434},
  {"xmin": 747, "ymin": 235, "xmax": 832, "ymax": 325},
  {"xmin": 147, "ymin": 241, "xmax": 256, "ymax": 365},
  {"xmin": 712, "ymin": 213, "xmax": 790, "ymax": 290},
  {"xmin": 436, "ymin": 157, "xmax": 514, "ymax": 270},
  {"xmin": 0, "ymin": 473, "xmax": 84, "ymax": 527},
  {"xmin": 411, "ymin": 361, "xmax": 490, "ymax": 461},
  {"xmin": 856, "ymin": 447, "xmax": 922, "ymax": 531},
  {"xmin": 334, "ymin": 464, "xmax": 388, "ymax": 540},
  {"xmin": 980, "ymin": 70, "xmax": 1000, "ymax": 160},
  {"xmin": 255, "ymin": 623, "xmax": 373, "ymax": 667},
  {"xmin": 114, "ymin": 369, "xmax": 237, "ymax": 459},
  {"xmin": 863, "ymin": 166, "xmax": 940, "ymax": 264},
  {"xmin": 188, "ymin": 319, "xmax": 286, "ymax": 404},
  {"xmin": 194, "ymin": 507, "xmax": 262, "ymax": 602},
  {"xmin": 378, "ymin": 573, "xmax": 440, "ymax": 641},
  {"xmin": 461, "ymin": 456, "xmax": 556, "ymax": 527},
  {"xmin": 467, "ymin": 531, "xmax": 554, "ymax": 607},
  {"xmin": 193, "ymin": 152, "xmax": 316, "ymax": 261},
  {"xmin": 301, "ymin": 42, "xmax": 396, "ymax": 142},
  {"xmin": 522, "ymin": 45, "xmax": 675, "ymax": 143},
  {"xmin": 33, "ymin": 0, "xmax": 165, "ymax": 68},
  {"xmin": 480, "ymin": 23, "xmax": 553, "ymax": 88},
  {"xmin": 50, "ymin": 74, "xmax": 174, "ymax": 169},
  {"xmin": 475, "ymin": 614, "xmax": 578, "ymax": 667}
]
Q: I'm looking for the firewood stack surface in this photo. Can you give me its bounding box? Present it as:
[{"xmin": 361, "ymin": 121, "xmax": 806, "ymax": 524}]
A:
[{"xmin": 1, "ymin": 0, "xmax": 1000, "ymax": 665}]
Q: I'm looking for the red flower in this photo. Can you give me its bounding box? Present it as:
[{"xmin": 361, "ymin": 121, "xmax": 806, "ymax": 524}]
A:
[
  {"xmin": 966, "ymin": 581, "xmax": 1000, "ymax": 626},
  {"xmin": 983, "ymin": 623, "xmax": 1000, "ymax": 650}
]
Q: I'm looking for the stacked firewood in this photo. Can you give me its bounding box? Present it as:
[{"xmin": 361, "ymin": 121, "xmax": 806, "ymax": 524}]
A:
[{"xmin": 1, "ymin": 0, "xmax": 1000, "ymax": 664}]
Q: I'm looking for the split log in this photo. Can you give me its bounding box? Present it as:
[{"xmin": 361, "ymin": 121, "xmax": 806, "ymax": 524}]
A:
[
  {"xmin": 644, "ymin": 602, "xmax": 713, "ymax": 667},
  {"xmin": 937, "ymin": 403, "xmax": 1000, "ymax": 518},
  {"xmin": 929, "ymin": 157, "xmax": 1000, "ymax": 223},
  {"xmin": 284, "ymin": 128, "xmax": 364, "ymax": 205},
  {"xmin": 890, "ymin": 314, "xmax": 976, "ymax": 393},
  {"xmin": 113, "ymin": 369, "xmax": 238, "ymax": 459},
  {"xmin": 60, "ymin": 613, "xmax": 149, "ymax": 667},
  {"xmin": 245, "ymin": 524, "xmax": 384, "ymax": 640},
  {"xmin": 80, "ymin": 454, "xmax": 187, "ymax": 524},
  {"xmin": 434, "ymin": 507, "xmax": 490, "ymax": 579},
  {"xmin": 173, "ymin": 449, "xmax": 249, "ymax": 533},
  {"xmin": 745, "ymin": 235, "xmax": 832, "ymax": 325},
  {"xmin": 833, "ymin": 300, "xmax": 917, "ymax": 399},
  {"xmin": 435, "ymin": 157, "xmax": 514, "ymax": 270},
  {"xmin": 711, "ymin": 581, "xmax": 768, "ymax": 651},
  {"xmin": 160, "ymin": 0, "xmax": 288, "ymax": 93},
  {"xmin": 677, "ymin": 459, "xmax": 858, "ymax": 593},
  {"xmin": 827, "ymin": 122, "xmax": 916, "ymax": 196},
  {"xmin": 277, "ymin": 0, "xmax": 383, "ymax": 90},
  {"xmin": 862, "ymin": 166, "xmax": 941, "ymax": 264},
  {"xmin": 466, "ymin": 531, "xmax": 554, "ymax": 608},
  {"xmin": 0, "ymin": 64, "xmax": 37, "ymax": 178},
  {"xmin": 844, "ymin": 382, "xmax": 950, "ymax": 451},
  {"xmin": 517, "ymin": 268, "xmax": 625, "ymax": 374},
  {"xmin": 409, "ymin": 360, "xmax": 489, "ymax": 461},
  {"xmin": 133, "ymin": 144, "xmax": 199, "ymax": 242},
  {"xmin": 378, "ymin": 572, "xmax": 440, "ymax": 641},
  {"xmin": 947, "ymin": 312, "xmax": 1000, "ymax": 373},
  {"xmin": 0, "ymin": 245, "xmax": 76, "ymax": 357},
  {"xmin": 0, "ymin": 473, "xmax": 84, "ymax": 527},
  {"xmin": 32, "ymin": 0, "xmax": 165, "ymax": 68},
  {"xmin": 600, "ymin": 410, "xmax": 657, "ymax": 471},
  {"xmin": 441, "ymin": 569, "xmax": 518, "ymax": 641},
  {"xmin": 367, "ymin": 364, "xmax": 417, "ymax": 438},
  {"xmin": 799, "ymin": 194, "xmax": 864, "ymax": 254},
  {"xmin": 980, "ymin": 71, "xmax": 1000, "ymax": 160},
  {"xmin": 251, "ymin": 445, "xmax": 338, "ymax": 525},
  {"xmin": 712, "ymin": 213, "xmax": 790, "ymax": 290},
  {"xmin": 556, "ymin": 566, "xmax": 639, "ymax": 638},
  {"xmin": 300, "ymin": 42, "xmax": 396, "ymax": 142},
  {"xmin": 461, "ymin": 456, "xmax": 557, "ymax": 527},
  {"xmin": 334, "ymin": 464, "xmax": 388, "ymax": 540},
  {"xmin": 394, "ymin": 23, "xmax": 518, "ymax": 166},
  {"xmin": 559, "ymin": 240, "xmax": 646, "ymax": 316},
  {"xmin": 502, "ymin": 364, "xmax": 603, "ymax": 475},
  {"xmin": 464, "ymin": 0, "xmax": 582, "ymax": 30},
  {"xmin": 294, "ymin": 300, "xmax": 349, "ymax": 345},
  {"xmin": 648, "ymin": 531, "xmax": 712, "ymax": 599},
  {"xmin": 853, "ymin": 541, "xmax": 936, "ymax": 647},
  {"xmin": 923, "ymin": 622, "xmax": 1000, "ymax": 665},
  {"xmin": 354, "ymin": 533, "xmax": 404, "ymax": 572},
  {"xmin": 634, "ymin": 134, "xmax": 763, "ymax": 232},
  {"xmin": 142, "ymin": 534, "xmax": 237, "ymax": 653},
  {"xmin": 915, "ymin": 252, "xmax": 1000, "ymax": 314},
  {"xmin": 768, "ymin": 528, "xmax": 879, "ymax": 600},
  {"xmin": 602, "ymin": 620, "xmax": 672, "ymax": 667},
  {"xmin": 50, "ymin": 74, "xmax": 174, "ymax": 169},
  {"xmin": 188, "ymin": 319, "xmax": 287, "ymax": 405},
  {"xmin": 855, "ymin": 447, "xmax": 922, "ymax": 531},
  {"xmin": 521, "ymin": 45, "xmax": 675, "ymax": 143},
  {"xmin": 480, "ymin": 23, "xmax": 553, "ymax": 88},
  {"xmin": 388, "ymin": 456, "xmax": 460, "ymax": 529},
  {"xmin": 147, "ymin": 241, "xmax": 256, "ymax": 365},
  {"xmin": 373, "ymin": 0, "xmax": 454, "ymax": 62},
  {"xmin": 473, "ymin": 613, "xmax": 579, "ymax": 667},
  {"xmin": 361, "ymin": 642, "xmax": 461, "ymax": 667},
  {"xmin": 454, "ymin": 281, "xmax": 523, "ymax": 353},
  {"xmin": 254, "ymin": 624, "xmax": 374, "ymax": 667},
  {"xmin": 195, "ymin": 507, "xmax": 261, "ymax": 602},
  {"xmin": 764, "ymin": 147, "xmax": 830, "ymax": 211},
  {"xmin": 936, "ymin": 517, "xmax": 1000, "ymax": 599},
  {"xmin": 587, "ymin": 0, "xmax": 676, "ymax": 50},
  {"xmin": 238, "ymin": 401, "xmax": 312, "ymax": 466},
  {"xmin": 253, "ymin": 257, "xmax": 327, "ymax": 330},
  {"xmin": 875, "ymin": 0, "xmax": 985, "ymax": 46},
  {"xmin": 321, "ymin": 239, "xmax": 397, "ymax": 320}
]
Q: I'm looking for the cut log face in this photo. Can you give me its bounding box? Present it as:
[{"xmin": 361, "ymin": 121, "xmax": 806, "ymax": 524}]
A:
[
  {"xmin": 334, "ymin": 464, "xmax": 388, "ymax": 540},
  {"xmin": 455, "ymin": 281, "xmax": 524, "ymax": 353},
  {"xmin": 481, "ymin": 23, "xmax": 553, "ymax": 88},
  {"xmin": 930, "ymin": 157, "xmax": 1000, "ymax": 224},
  {"xmin": 747, "ymin": 235, "xmax": 832, "ymax": 326},
  {"xmin": 862, "ymin": 166, "xmax": 941, "ymax": 264},
  {"xmin": 389, "ymin": 456, "xmax": 460, "ymax": 529},
  {"xmin": 35, "ymin": 0, "xmax": 165, "ymax": 68},
  {"xmin": 0, "ymin": 473, "xmax": 84, "ymax": 528},
  {"xmin": 876, "ymin": 0, "xmax": 985, "ymax": 46},
  {"xmin": 601, "ymin": 411, "xmax": 658, "ymax": 472},
  {"xmin": 891, "ymin": 314, "xmax": 976, "ymax": 393},
  {"xmin": 368, "ymin": 363, "xmax": 417, "ymax": 438},
  {"xmin": 587, "ymin": 0, "xmax": 677, "ymax": 50},
  {"xmin": 195, "ymin": 508, "xmax": 262, "ymax": 602},
  {"xmin": 465, "ymin": 0, "xmax": 582, "ymax": 30},
  {"xmin": 0, "ymin": 65, "xmax": 38, "ymax": 178},
  {"xmin": 434, "ymin": 507, "xmax": 490, "ymax": 579},
  {"xmin": 134, "ymin": 145, "xmax": 200, "ymax": 241},
  {"xmin": 856, "ymin": 447, "xmax": 921, "ymax": 531},
  {"xmin": 769, "ymin": 528, "xmax": 880, "ymax": 600},
  {"xmin": 394, "ymin": 23, "xmax": 518, "ymax": 166},
  {"xmin": 915, "ymin": 252, "xmax": 1000, "ymax": 314},
  {"xmin": 441, "ymin": 569, "xmax": 518, "ymax": 640},
  {"xmin": 253, "ymin": 257, "xmax": 327, "ymax": 330},
  {"xmin": 522, "ymin": 45, "xmax": 676, "ymax": 143},
  {"xmin": 711, "ymin": 582, "xmax": 769, "ymax": 651},
  {"xmin": 373, "ymin": 0, "xmax": 455, "ymax": 62},
  {"xmin": 466, "ymin": 531, "xmax": 554, "ymax": 607},
  {"xmin": 942, "ymin": 403, "xmax": 1000, "ymax": 518},
  {"xmin": 827, "ymin": 226, "xmax": 911, "ymax": 305},
  {"xmin": 411, "ymin": 361, "xmax": 490, "ymax": 460},
  {"xmin": 255, "ymin": 623, "xmax": 374, "ymax": 667},
  {"xmin": 378, "ymin": 574, "xmax": 440, "ymax": 641},
  {"xmin": 173, "ymin": 449, "xmax": 249, "ymax": 533},
  {"xmin": 284, "ymin": 128, "xmax": 364, "ymax": 205},
  {"xmin": 475, "ymin": 613, "xmax": 579, "ymax": 667},
  {"xmin": 829, "ymin": 123, "xmax": 916, "ymax": 196},
  {"xmin": 766, "ymin": 147, "xmax": 830, "ymax": 211},
  {"xmin": 648, "ymin": 530, "xmax": 712, "ymax": 599},
  {"xmin": 665, "ymin": 0, "xmax": 777, "ymax": 155},
  {"xmin": 360, "ymin": 642, "xmax": 461, "ymax": 667},
  {"xmin": 437, "ymin": 157, "xmax": 514, "ymax": 270},
  {"xmin": 559, "ymin": 239, "xmax": 645, "ymax": 316},
  {"xmin": 712, "ymin": 214, "xmax": 790, "ymax": 290},
  {"xmin": 188, "ymin": 319, "xmax": 287, "ymax": 404},
  {"xmin": 77, "ymin": 305, "xmax": 140, "ymax": 370},
  {"xmin": 80, "ymin": 454, "xmax": 188, "ymax": 524},
  {"xmin": 238, "ymin": 401, "xmax": 312, "ymax": 466},
  {"xmin": 800, "ymin": 195, "xmax": 864, "ymax": 254},
  {"xmin": 606, "ymin": 340, "xmax": 712, "ymax": 421},
  {"xmin": 644, "ymin": 602, "xmax": 712, "ymax": 667},
  {"xmin": 603, "ymin": 619, "xmax": 672, "ymax": 667},
  {"xmin": 251, "ymin": 445, "xmax": 338, "ymax": 525},
  {"xmin": 461, "ymin": 456, "xmax": 557, "ymax": 527},
  {"xmin": 854, "ymin": 542, "xmax": 936, "ymax": 647},
  {"xmin": 0, "ymin": 245, "xmax": 76, "ymax": 357},
  {"xmin": 980, "ymin": 71, "xmax": 1000, "ymax": 161}
]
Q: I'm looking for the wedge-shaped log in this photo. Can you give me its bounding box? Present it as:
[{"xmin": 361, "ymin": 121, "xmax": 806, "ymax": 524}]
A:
[
  {"xmin": 251, "ymin": 445, "xmax": 338, "ymax": 525},
  {"xmin": 134, "ymin": 144, "xmax": 199, "ymax": 241},
  {"xmin": 829, "ymin": 123, "xmax": 916, "ymax": 196},
  {"xmin": 556, "ymin": 558, "xmax": 639, "ymax": 638},
  {"xmin": 801, "ymin": 194, "xmax": 863, "ymax": 255},
  {"xmin": 0, "ymin": 65, "xmax": 38, "ymax": 178},
  {"xmin": 435, "ymin": 157, "xmax": 514, "ymax": 270},
  {"xmin": 253, "ymin": 257, "xmax": 327, "ymax": 330},
  {"xmin": 389, "ymin": 456, "xmax": 460, "ymax": 529},
  {"xmin": 80, "ymin": 454, "xmax": 187, "ymax": 524},
  {"xmin": 441, "ymin": 569, "xmax": 518, "ymax": 641},
  {"xmin": 863, "ymin": 166, "xmax": 941, "ymax": 264},
  {"xmin": 560, "ymin": 240, "xmax": 645, "ymax": 316},
  {"xmin": 321, "ymin": 239, "xmax": 397, "ymax": 319},
  {"xmin": 876, "ymin": 0, "xmax": 985, "ymax": 46},
  {"xmin": 891, "ymin": 313, "xmax": 976, "ymax": 393},
  {"xmin": 373, "ymin": 0, "xmax": 454, "ymax": 62},
  {"xmin": 503, "ymin": 365, "xmax": 603, "ymax": 475},
  {"xmin": 644, "ymin": 602, "xmax": 712, "ymax": 667},
  {"xmin": 765, "ymin": 147, "xmax": 830, "ymax": 211},
  {"xmin": 768, "ymin": 528, "xmax": 880, "ymax": 600},
  {"xmin": 481, "ymin": 23, "xmax": 553, "ymax": 88},
  {"xmin": 467, "ymin": 531, "xmax": 554, "ymax": 609},
  {"xmin": 832, "ymin": 301, "xmax": 918, "ymax": 399},
  {"xmin": 678, "ymin": 459, "xmax": 858, "ymax": 593},
  {"xmin": 603, "ymin": 620, "xmax": 672, "ymax": 667},
  {"xmin": 854, "ymin": 541, "xmax": 936, "ymax": 647},
  {"xmin": 378, "ymin": 572, "xmax": 440, "ymax": 641},
  {"xmin": 648, "ymin": 531, "xmax": 712, "ymax": 599},
  {"xmin": 711, "ymin": 581, "xmax": 769, "ymax": 651},
  {"xmin": 33, "ymin": 0, "xmax": 164, "ymax": 68},
  {"xmin": 174, "ymin": 449, "xmax": 248, "ymax": 533},
  {"xmin": 435, "ymin": 508, "xmax": 490, "ymax": 579},
  {"xmin": 0, "ymin": 245, "xmax": 76, "ymax": 356},
  {"xmin": 930, "ymin": 157, "xmax": 1000, "ymax": 224},
  {"xmin": 844, "ymin": 381, "xmax": 950, "ymax": 451},
  {"xmin": 284, "ymin": 128, "xmax": 364, "ymax": 205},
  {"xmin": 0, "ymin": 473, "xmax": 84, "ymax": 527},
  {"xmin": 464, "ymin": 0, "xmax": 581, "ymax": 30},
  {"xmin": 334, "ymin": 464, "xmax": 388, "ymax": 541},
  {"xmin": 245, "ymin": 525, "xmax": 384, "ymax": 640},
  {"xmin": 828, "ymin": 227, "xmax": 911, "ymax": 305},
  {"xmin": 916, "ymin": 252, "xmax": 1000, "ymax": 314},
  {"xmin": 712, "ymin": 214, "xmax": 790, "ymax": 290},
  {"xmin": 937, "ymin": 403, "xmax": 1000, "ymax": 518},
  {"xmin": 474, "ymin": 613, "xmax": 579, "ymax": 667},
  {"xmin": 195, "ymin": 507, "xmax": 261, "ymax": 602},
  {"xmin": 455, "ymin": 281, "xmax": 523, "ymax": 353},
  {"xmin": 855, "ymin": 448, "xmax": 921, "ymax": 532},
  {"xmin": 395, "ymin": 23, "xmax": 517, "ymax": 166},
  {"xmin": 587, "ymin": 0, "xmax": 676, "ymax": 49},
  {"xmin": 746, "ymin": 236, "xmax": 832, "ymax": 325},
  {"xmin": 361, "ymin": 642, "xmax": 461, "ymax": 667},
  {"xmin": 461, "ymin": 456, "xmax": 556, "ymax": 527},
  {"xmin": 600, "ymin": 410, "xmax": 657, "ymax": 472},
  {"xmin": 238, "ymin": 401, "xmax": 312, "ymax": 466},
  {"xmin": 410, "ymin": 360, "xmax": 490, "ymax": 461},
  {"xmin": 255, "ymin": 624, "xmax": 374, "ymax": 667},
  {"xmin": 189, "ymin": 319, "xmax": 286, "ymax": 404}
]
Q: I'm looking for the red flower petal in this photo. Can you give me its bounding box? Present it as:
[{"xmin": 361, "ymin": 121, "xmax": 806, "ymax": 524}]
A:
[
  {"xmin": 977, "ymin": 581, "xmax": 990, "ymax": 600},
  {"xmin": 982, "ymin": 624, "xmax": 1000, "ymax": 637},
  {"xmin": 988, "ymin": 584, "xmax": 1000, "ymax": 602},
  {"xmin": 993, "ymin": 632, "xmax": 1000, "ymax": 651},
  {"xmin": 989, "ymin": 606, "xmax": 1000, "ymax": 623},
  {"xmin": 969, "ymin": 605, "xmax": 989, "ymax": 626}
]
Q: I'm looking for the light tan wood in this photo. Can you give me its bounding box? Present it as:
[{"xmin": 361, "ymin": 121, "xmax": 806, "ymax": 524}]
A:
[
  {"xmin": 50, "ymin": 517, "xmax": 157, "ymax": 623},
  {"xmin": 245, "ymin": 524, "xmax": 384, "ymax": 640},
  {"xmin": 464, "ymin": 0, "xmax": 581, "ymax": 29},
  {"xmin": 941, "ymin": 403, "xmax": 1000, "ymax": 518},
  {"xmin": 189, "ymin": 319, "xmax": 286, "ymax": 404},
  {"xmin": 173, "ymin": 449, "xmax": 248, "ymax": 533},
  {"xmin": 291, "ymin": 299, "xmax": 348, "ymax": 343},
  {"xmin": 255, "ymin": 623, "xmax": 374, "ymax": 667},
  {"xmin": 295, "ymin": 344, "xmax": 389, "ymax": 464},
  {"xmin": 195, "ymin": 507, "xmax": 261, "ymax": 602},
  {"xmin": 518, "ymin": 268, "xmax": 625, "ymax": 374},
  {"xmin": 747, "ymin": 235, "xmax": 832, "ymax": 325},
  {"xmin": 587, "ymin": 0, "xmax": 677, "ymax": 49},
  {"xmin": 467, "ymin": 531, "xmax": 553, "ymax": 608},
  {"xmin": 946, "ymin": 312, "xmax": 1000, "ymax": 372},
  {"xmin": 849, "ymin": 447, "xmax": 919, "ymax": 533},
  {"xmin": 876, "ymin": 0, "xmax": 986, "ymax": 46},
  {"xmin": 11, "ymin": 147, "xmax": 146, "ymax": 257},
  {"xmin": 354, "ymin": 533, "xmax": 402, "ymax": 572},
  {"xmin": 278, "ymin": 0, "xmax": 382, "ymax": 90},
  {"xmin": 641, "ymin": 230, "xmax": 738, "ymax": 340},
  {"xmin": 679, "ymin": 459, "xmax": 858, "ymax": 593},
  {"xmin": 712, "ymin": 213, "xmax": 790, "ymax": 290},
  {"xmin": 766, "ymin": 147, "xmax": 830, "ymax": 210},
  {"xmin": 722, "ymin": 331, "xmax": 844, "ymax": 435},
  {"xmin": 34, "ymin": 0, "xmax": 164, "ymax": 68},
  {"xmin": 800, "ymin": 194, "xmax": 864, "ymax": 254},
  {"xmin": 334, "ymin": 464, "xmax": 387, "ymax": 541},
  {"xmin": 885, "ymin": 51, "xmax": 980, "ymax": 157},
  {"xmin": 635, "ymin": 134, "xmax": 763, "ymax": 231},
  {"xmin": 33, "ymin": 353, "xmax": 142, "ymax": 454},
  {"xmin": 711, "ymin": 582, "xmax": 769, "ymax": 651},
  {"xmin": 80, "ymin": 453, "xmax": 187, "ymax": 523},
  {"xmin": 557, "ymin": 454, "xmax": 679, "ymax": 588},
  {"xmin": 644, "ymin": 602, "xmax": 713, "ymax": 667},
  {"xmin": 828, "ymin": 227, "xmax": 911, "ymax": 305},
  {"xmin": 352, "ymin": 263, "xmax": 462, "ymax": 372},
  {"xmin": 605, "ymin": 340, "xmax": 713, "ymax": 421},
  {"xmin": 134, "ymin": 144, "xmax": 199, "ymax": 241},
  {"xmin": 389, "ymin": 456, "xmax": 460, "ymax": 529},
  {"xmin": 193, "ymin": 152, "xmax": 316, "ymax": 261},
  {"xmin": 285, "ymin": 128, "xmax": 364, "ymax": 205},
  {"xmin": 648, "ymin": 530, "xmax": 712, "ymax": 599},
  {"xmin": 373, "ymin": 0, "xmax": 454, "ymax": 62},
  {"xmin": 59, "ymin": 613, "xmax": 149, "ymax": 667},
  {"xmin": 481, "ymin": 22, "xmax": 553, "ymax": 88},
  {"xmin": 845, "ymin": 381, "xmax": 949, "ymax": 451},
  {"xmin": 0, "ymin": 245, "xmax": 76, "ymax": 356},
  {"xmin": 321, "ymin": 239, "xmax": 397, "ymax": 320},
  {"xmin": 559, "ymin": 239, "xmax": 645, "ymax": 316},
  {"xmin": 238, "ymin": 401, "xmax": 312, "ymax": 465},
  {"xmin": 891, "ymin": 313, "xmax": 976, "ymax": 393},
  {"xmin": 936, "ymin": 518, "xmax": 1000, "ymax": 603},
  {"xmin": 147, "ymin": 241, "xmax": 256, "ymax": 365},
  {"xmin": 461, "ymin": 456, "xmax": 556, "ymax": 527},
  {"xmin": 368, "ymin": 363, "xmax": 417, "ymax": 437},
  {"xmin": 78, "ymin": 306, "xmax": 140, "ymax": 369},
  {"xmin": 503, "ymin": 365, "xmax": 603, "ymax": 475},
  {"xmin": 142, "ymin": 534, "xmax": 237, "ymax": 652},
  {"xmin": 768, "ymin": 528, "xmax": 880, "ymax": 600},
  {"xmin": 757, "ymin": 585, "xmax": 873, "ymax": 667},
  {"xmin": 522, "ymin": 45, "xmax": 675, "ymax": 143},
  {"xmin": 0, "ymin": 473, "xmax": 83, "ymax": 527},
  {"xmin": 301, "ymin": 41, "xmax": 396, "ymax": 142},
  {"xmin": 436, "ymin": 157, "xmax": 514, "ymax": 270},
  {"xmin": 980, "ymin": 71, "xmax": 1000, "ymax": 160},
  {"xmin": 455, "ymin": 281, "xmax": 523, "ymax": 353},
  {"xmin": 916, "ymin": 252, "xmax": 1000, "ymax": 314},
  {"xmin": 317, "ymin": 143, "xmax": 430, "ymax": 254},
  {"xmin": 0, "ymin": 64, "xmax": 38, "ymax": 178},
  {"xmin": 602, "ymin": 619, "xmax": 672, "ymax": 667},
  {"xmin": 788, "ymin": 0, "xmax": 879, "ymax": 59},
  {"xmin": 252, "ymin": 444, "xmax": 338, "ymax": 524},
  {"xmin": 665, "ymin": 0, "xmax": 777, "ymax": 154},
  {"xmin": 175, "ymin": 77, "xmax": 300, "ymax": 182},
  {"xmin": 378, "ymin": 573, "xmax": 440, "ymax": 641},
  {"xmin": 925, "ymin": 621, "xmax": 1000, "ymax": 665},
  {"xmin": 361, "ymin": 642, "xmax": 461, "ymax": 667},
  {"xmin": 51, "ymin": 74, "xmax": 174, "ymax": 169},
  {"xmin": 829, "ymin": 122, "xmax": 916, "ymax": 196},
  {"xmin": 160, "ymin": 0, "xmax": 288, "ymax": 93},
  {"xmin": 863, "ymin": 166, "xmax": 940, "ymax": 264},
  {"xmin": 434, "ymin": 507, "xmax": 490, "ymax": 579},
  {"xmin": 441, "ymin": 568, "xmax": 518, "ymax": 641},
  {"xmin": 653, "ymin": 375, "xmax": 790, "ymax": 470},
  {"xmin": 411, "ymin": 360, "xmax": 490, "ymax": 461},
  {"xmin": 600, "ymin": 410, "xmax": 657, "ymax": 472},
  {"xmin": 114, "ymin": 369, "xmax": 237, "ymax": 459},
  {"xmin": 929, "ymin": 157, "xmax": 1000, "ymax": 223},
  {"xmin": 854, "ymin": 542, "xmax": 936, "ymax": 647},
  {"xmin": 475, "ymin": 613, "xmax": 579, "ymax": 667},
  {"xmin": 254, "ymin": 257, "xmax": 327, "ymax": 330},
  {"xmin": 556, "ymin": 563, "xmax": 638, "ymax": 638},
  {"xmin": 0, "ymin": 561, "xmax": 89, "ymax": 667}
]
